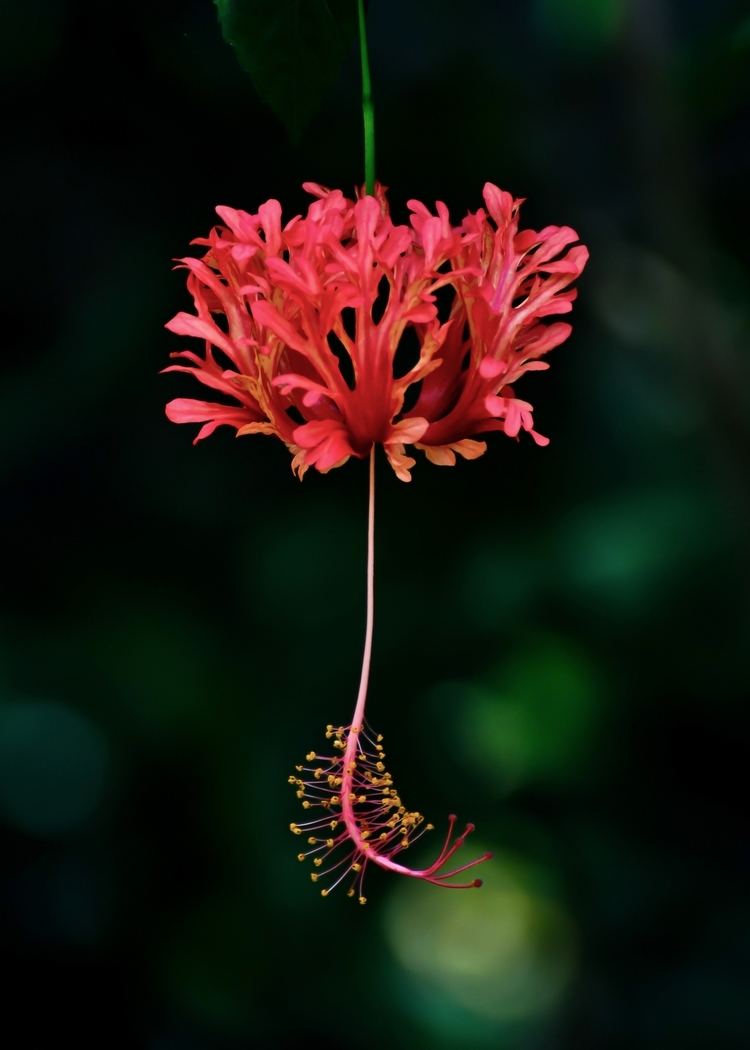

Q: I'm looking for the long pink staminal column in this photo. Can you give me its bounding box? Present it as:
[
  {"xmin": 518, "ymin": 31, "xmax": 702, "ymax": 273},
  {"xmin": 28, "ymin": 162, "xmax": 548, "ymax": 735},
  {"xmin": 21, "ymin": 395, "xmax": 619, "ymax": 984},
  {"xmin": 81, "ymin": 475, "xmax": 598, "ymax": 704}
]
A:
[{"xmin": 289, "ymin": 447, "xmax": 491, "ymax": 902}]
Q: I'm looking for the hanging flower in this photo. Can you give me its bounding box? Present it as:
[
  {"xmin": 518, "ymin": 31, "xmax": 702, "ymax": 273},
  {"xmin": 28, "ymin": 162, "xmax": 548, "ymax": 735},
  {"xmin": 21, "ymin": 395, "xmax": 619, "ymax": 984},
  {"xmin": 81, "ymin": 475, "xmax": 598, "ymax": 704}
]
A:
[
  {"xmin": 165, "ymin": 182, "xmax": 588, "ymax": 902},
  {"xmin": 164, "ymin": 182, "xmax": 588, "ymax": 481}
]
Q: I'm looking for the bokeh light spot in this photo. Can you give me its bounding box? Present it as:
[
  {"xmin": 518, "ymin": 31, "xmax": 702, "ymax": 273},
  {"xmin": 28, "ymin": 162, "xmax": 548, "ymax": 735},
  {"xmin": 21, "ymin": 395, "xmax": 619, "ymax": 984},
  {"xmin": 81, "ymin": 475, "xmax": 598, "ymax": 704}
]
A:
[
  {"xmin": 431, "ymin": 637, "xmax": 601, "ymax": 793},
  {"xmin": 0, "ymin": 700, "xmax": 108, "ymax": 836},
  {"xmin": 385, "ymin": 854, "xmax": 576, "ymax": 1032},
  {"xmin": 558, "ymin": 489, "xmax": 713, "ymax": 615}
]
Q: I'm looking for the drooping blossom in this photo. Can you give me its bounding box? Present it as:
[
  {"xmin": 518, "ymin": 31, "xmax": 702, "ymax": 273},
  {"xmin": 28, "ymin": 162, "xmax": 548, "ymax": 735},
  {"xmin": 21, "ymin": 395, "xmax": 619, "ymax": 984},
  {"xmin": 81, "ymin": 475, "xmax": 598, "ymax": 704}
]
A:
[
  {"xmin": 164, "ymin": 182, "xmax": 588, "ymax": 481},
  {"xmin": 165, "ymin": 182, "xmax": 588, "ymax": 901}
]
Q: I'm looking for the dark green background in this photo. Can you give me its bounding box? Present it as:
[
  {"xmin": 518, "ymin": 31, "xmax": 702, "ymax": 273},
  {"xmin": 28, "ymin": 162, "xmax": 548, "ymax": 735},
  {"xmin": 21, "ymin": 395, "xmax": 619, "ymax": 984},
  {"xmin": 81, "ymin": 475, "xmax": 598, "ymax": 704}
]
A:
[{"xmin": 2, "ymin": 1, "xmax": 749, "ymax": 1046}]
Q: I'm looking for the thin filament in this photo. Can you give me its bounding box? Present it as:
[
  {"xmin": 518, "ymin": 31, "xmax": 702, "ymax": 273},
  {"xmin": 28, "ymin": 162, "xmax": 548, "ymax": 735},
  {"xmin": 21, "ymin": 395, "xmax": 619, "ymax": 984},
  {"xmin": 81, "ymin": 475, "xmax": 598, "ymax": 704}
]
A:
[{"xmin": 351, "ymin": 444, "xmax": 376, "ymax": 734}]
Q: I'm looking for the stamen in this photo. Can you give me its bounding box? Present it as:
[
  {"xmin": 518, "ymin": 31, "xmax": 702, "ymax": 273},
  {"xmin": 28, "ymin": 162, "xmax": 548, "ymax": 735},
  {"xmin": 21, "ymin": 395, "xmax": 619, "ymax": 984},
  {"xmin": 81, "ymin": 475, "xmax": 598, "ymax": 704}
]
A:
[
  {"xmin": 287, "ymin": 450, "xmax": 489, "ymax": 901},
  {"xmin": 288, "ymin": 721, "xmax": 490, "ymax": 900}
]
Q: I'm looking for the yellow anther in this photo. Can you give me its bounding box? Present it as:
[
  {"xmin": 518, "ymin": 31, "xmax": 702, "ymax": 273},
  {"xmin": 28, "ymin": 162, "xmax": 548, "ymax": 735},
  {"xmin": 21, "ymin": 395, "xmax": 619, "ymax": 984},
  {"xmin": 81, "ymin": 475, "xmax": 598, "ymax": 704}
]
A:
[
  {"xmin": 320, "ymin": 889, "xmax": 329, "ymax": 897},
  {"xmin": 290, "ymin": 823, "xmax": 301, "ymax": 835},
  {"xmin": 401, "ymin": 839, "xmax": 409, "ymax": 848},
  {"xmin": 306, "ymin": 751, "xmax": 316, "ymax": 761},
  {"xmin": 348, "ymin": 793, "xmax": 356, "ymax": 802},
  {"xmin": 358, "ymin": 896, "xmax": 367, "ymax": 905},
  {"xmin": 310, "ymin": 873, "xmax": 318, "ymax": 883},
  {"xmin": 347, "ymin": 888, "xmax": 355, "ymax": 898},
  {"xmin": 308, "ymin": 837, "xmax": 317, "ymax": 844},
  {"xmin": 330, "ymin": 821, "xmax": 338, "ymax": 829},
  {"xmin": 361, "ymin": 830, "xmax": 370, "ymax": 840},
  {"xmin": 379, "ymin": 832, "xmax": 387, "ymax": 840},
  {"xmin": 297, "ymin": 853, "xmax": 306, "ymax": 862},
  {"xmin": 358, "ymin": 795, "xmax": 366, "ymax": 803},
  {"xmin": 376, "ymin": 762, "xmax": 385, "ymax": 772},
  {"xmin": 325, "ymin": 838, "xmax": 334, "ymax": 848},
  {"xmin": 296, "ymin": 790, "xmax": 304, "ymax": 799},
  {"xmin": 287, "ymin": 775, "xmax": 296, "ymax": 784},
  {"xmin": 302, "ymin": 801, "xmax": 311, "ymax": 809},
  {"xmin": 426, "ymin": 823, "xmax": 434, "ymax": 830},
  {"xmin": 331, "ymin": 796, "xmax": 339, "ymax": 806},
  {"xmin": 352, "ymin": 863, "xmax": 361, "ymax": 873},
  {"xmin": 313, "ymin": 857, "xmax": 322, "ymax": 867},
  {"xmin": 314, "ymin": 768, "xmax": 323, "ymax": 779},
  {"xmin": 377, "ymin": 735, "xmax": 383, "ymax": 742},
  {"xmin": 351, "ymin": 725, "xmax": 359, "ymax": 734}
]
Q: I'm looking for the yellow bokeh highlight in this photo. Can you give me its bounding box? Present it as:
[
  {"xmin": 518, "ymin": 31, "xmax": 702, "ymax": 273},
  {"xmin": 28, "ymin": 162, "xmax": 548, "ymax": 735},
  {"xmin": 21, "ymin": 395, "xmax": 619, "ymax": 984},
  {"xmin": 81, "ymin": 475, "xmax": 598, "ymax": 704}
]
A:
[{"xmin": 385, "ymin": 853, "xmax": 576, "ymax": 1026}]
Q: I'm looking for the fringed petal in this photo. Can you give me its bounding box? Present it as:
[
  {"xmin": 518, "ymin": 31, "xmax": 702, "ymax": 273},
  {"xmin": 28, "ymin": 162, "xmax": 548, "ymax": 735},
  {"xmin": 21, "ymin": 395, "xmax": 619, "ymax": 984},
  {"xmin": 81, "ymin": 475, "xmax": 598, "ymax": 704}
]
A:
[
  {"xmin": 164, "ymin": 182, "xmax": 587, "ymax": 476},
  {"xmin": 165, "ymin": 398, "xmax": 255, "ymax": 444}
]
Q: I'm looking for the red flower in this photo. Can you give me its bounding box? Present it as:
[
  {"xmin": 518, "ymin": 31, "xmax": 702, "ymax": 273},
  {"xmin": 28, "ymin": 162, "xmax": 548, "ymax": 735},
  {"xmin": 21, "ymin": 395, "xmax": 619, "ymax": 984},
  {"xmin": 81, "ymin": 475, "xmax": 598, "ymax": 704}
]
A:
[
  {"xmin": 165, "ymin": 183, "xmax": 588, "ymax": 901},
  {"xmin": 165, "ymin": 183, "xmax": 588, "ymax": 480}
]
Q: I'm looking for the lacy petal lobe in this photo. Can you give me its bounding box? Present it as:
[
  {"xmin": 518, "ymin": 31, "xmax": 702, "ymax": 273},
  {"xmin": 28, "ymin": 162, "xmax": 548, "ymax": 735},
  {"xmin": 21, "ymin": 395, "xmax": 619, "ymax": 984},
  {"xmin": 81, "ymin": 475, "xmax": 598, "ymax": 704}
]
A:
[{"xmin": 164, "ymin": 182, "xmax": 588, "ymax": 480}]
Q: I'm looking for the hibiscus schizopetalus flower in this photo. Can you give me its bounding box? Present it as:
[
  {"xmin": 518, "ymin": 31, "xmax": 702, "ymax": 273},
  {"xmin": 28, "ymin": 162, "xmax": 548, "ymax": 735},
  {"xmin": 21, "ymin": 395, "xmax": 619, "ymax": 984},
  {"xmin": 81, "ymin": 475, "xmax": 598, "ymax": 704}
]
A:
[
  {"xmin": 165, "ymin": 182, "xmax": 588, "ymax": 481},
  {"xmin": 165, "ymin": 182, "xmax": 588, "ymax": 900}
]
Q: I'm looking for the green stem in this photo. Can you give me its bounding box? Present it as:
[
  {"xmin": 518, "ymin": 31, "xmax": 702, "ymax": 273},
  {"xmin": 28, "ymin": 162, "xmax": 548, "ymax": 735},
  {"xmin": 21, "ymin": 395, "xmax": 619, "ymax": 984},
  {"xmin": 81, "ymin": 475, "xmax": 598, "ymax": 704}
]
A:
[{"xmin": 357, "ymin": 0, "xmax": 376, "ymax": 194}]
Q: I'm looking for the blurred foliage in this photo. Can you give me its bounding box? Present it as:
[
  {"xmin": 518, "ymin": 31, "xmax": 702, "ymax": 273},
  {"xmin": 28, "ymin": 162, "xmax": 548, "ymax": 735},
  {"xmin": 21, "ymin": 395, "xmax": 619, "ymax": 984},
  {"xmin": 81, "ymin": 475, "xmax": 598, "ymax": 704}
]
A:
[
  {"xmin": 1, "ymin": 0, "xmax": 749, "ymax": 1047},
  {"xmin": 213, "ymin": 0, "xmax": 358, "ymax": 140},
  {"xmin": 533, "ymin": 0, "xmax": 626, "ymax": 53}
]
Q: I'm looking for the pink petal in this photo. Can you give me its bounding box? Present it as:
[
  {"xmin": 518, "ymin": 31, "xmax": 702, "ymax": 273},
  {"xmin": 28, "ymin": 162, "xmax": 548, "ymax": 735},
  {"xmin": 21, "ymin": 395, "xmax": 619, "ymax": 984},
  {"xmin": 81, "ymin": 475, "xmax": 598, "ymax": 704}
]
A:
[
  {"xmin": 482, "ymin": 183, "xmax": 515, "ymax": 225},
  {"xmin": 383, "ymin": 443, "xmax": 417, "ymax": 482},
  {"xmin": 165, "ymin": 312, "xmax": 236, "ymax": 357},
  {"xmin": 479, "ymin": 357, "xmax": 507, "ymax": 379},
  {"xmin": 386, "ymin": 416, "xmax": 430, "ymax": 445},
  {"xmin": 292, "ymin": 420, "xmax": 355, "ymax": 473},
  {"xmin": 165, "ymin": 398, "xmax": 253, "ymax": 444},
  {"xmin": 251, "ymin": 300, "xmax": 309, "ymax": 354}
]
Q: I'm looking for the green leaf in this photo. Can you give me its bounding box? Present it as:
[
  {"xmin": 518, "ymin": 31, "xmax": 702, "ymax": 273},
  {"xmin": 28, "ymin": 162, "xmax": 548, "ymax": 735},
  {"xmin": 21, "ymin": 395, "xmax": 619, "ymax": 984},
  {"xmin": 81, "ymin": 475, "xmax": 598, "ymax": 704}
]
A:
[{"xmin": 214, "ymin": 0, "xmax": 359, "ymax": 141}]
